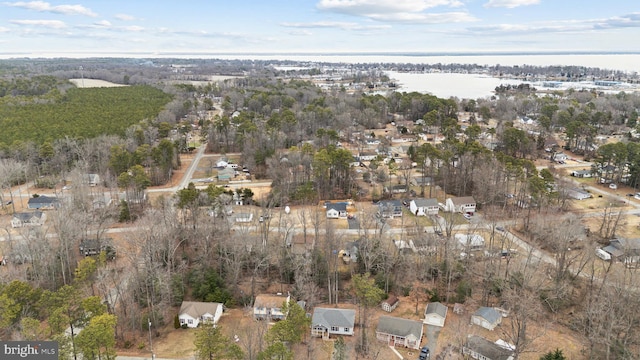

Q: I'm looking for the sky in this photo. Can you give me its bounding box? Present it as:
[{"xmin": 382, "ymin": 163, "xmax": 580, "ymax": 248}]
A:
[{"xmin": 0, "ymin": 0, "xmax": 639, "ymax": 57}]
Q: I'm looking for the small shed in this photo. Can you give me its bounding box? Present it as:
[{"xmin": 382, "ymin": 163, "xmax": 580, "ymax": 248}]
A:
[{"xmin": 381, "ymin": 295, "xmax": 399, "ymax": 313}]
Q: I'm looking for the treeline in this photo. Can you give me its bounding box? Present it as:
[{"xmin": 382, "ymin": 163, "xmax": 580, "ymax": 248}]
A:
[{"xmin": 0, "ymin": 85, "xmax": 172, "ymax": 147}]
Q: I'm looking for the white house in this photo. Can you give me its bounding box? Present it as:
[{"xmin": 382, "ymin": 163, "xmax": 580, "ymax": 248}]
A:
[
  {"xmin": 552, "ymin": 152, "xmax": 568, "ymax": 162},
  {"xmin": 565, "ymin": 188, "xmax": 592, "ymax": 200},
  {"xmin": 471, "ymin": 307, "xmax": 502, "ymax": 331},
  {"xmin": 85, "ymin": 173, "xmax": 101, "ymax": 187},
  {"xmin": 235, "ymin": 213, "xmax": 253, "ymax": 223},
  {"xmin": 445, "ymin": 196, "xmax": 476, "ymax": 215},
  {"xmin": 311, "ymin": 307, "xmax": 356, "ymax": 339},
  {"xmin": 455, "ymin": 234, "xmax": 485, "ymax": 251},
  {"xmin": 409, "ymin": 198, "xmax": 439, "ymax": 216},
  {"xmin": 253, "ymin": 294, "xmax": 290, "ymax": 321},
  {"xmin": 11, "ymin": 211, "xmax": 46, "ymax": 228},
  {"xmin": 376, "ymin": 316, "xmax": 423, "ymax": 350},
  {"xmin": 178, "ymin": 301, "xmax": 223, "ymax": 328},
  {"xmin": 423, "ymin": 302, "xmax": 448, "ymax": 327},
  {"xmin": 326, "ymin": 203, "xmax": 348, "ymax": 219}
]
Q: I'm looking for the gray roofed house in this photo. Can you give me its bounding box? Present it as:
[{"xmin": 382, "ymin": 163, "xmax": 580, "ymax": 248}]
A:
[
  {"xmin": 178, "ymin": 301, "xmax": 223, "ymax": 328},
  {"xmin": 445, "ymin": 196, "xmax": 476, "ymax": 214},
  {"xmin": 11, "ymin": 211, "xmax": 46, "ymax": 228},
  {"xmin": 462, "ymin": 335, "xmax": 514, "ymax": 360},
  {"xmin": 603, "ymin": 238, "xmax": 640, "ymax": 266},
  {"xmin": 471, "ymin": 307, "xmax": 502, "ymax": 331},
  {"xmin": 376, "ymin": 315, "xmax": 424, "ymax": 350},
  {"xmin": 27, "ymin": 195, "xmax": 60, "ymax": 209},
  {"xmin": 378, "ymin": 200, "xmax": 403, "ymax": 218},
  {"xmin": 412, "ymin": 176, "xmax": 433, "ymax": 186},
  {"xmin": 410, "ymin": 198, "xmax": 439, "ymax": 216},
  {"xmin": 311, "ymin": 307, "xmax": 356, "ymax": 339},
  {"xmin": 424, "ymin": 302, "xmax": 448, "ymax": 327}
]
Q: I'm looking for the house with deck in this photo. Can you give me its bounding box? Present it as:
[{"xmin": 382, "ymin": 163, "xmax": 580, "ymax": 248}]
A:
[
  {"xmin": 376, "ymin": 316, "xmax": 423, "ymax": 350},
  {"xmin": 253, "ymin": 294, "xmax": 290, "ymax": 321},
  {"xmin": 311, "ymin": 307, "xmax": 356, "ymax": 339},
  {"xmin": 11, "ymin": 211, "xmax": 46, "ymax": 228},
  {"xmin": 178, "ymin": 301, "xmax": 223, "ymax": 328}
]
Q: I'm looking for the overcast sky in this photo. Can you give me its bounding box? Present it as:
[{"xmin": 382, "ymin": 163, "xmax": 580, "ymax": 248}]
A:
[{"xmin": 1, "ymin": 0, "xmax": 639, "ymax": 57}]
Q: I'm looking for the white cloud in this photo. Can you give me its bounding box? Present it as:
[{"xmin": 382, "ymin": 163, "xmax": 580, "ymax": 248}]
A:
[
  {"xmin": 4, "ymin": 1, "xmax": 97, "ymax": 16},
  {"xmin": 93, "ymin": 20, "xmax": 111, "ymax": 27},
  {"xmin": 287, "ymin": 29, "xmax": 314, "ymax": 36},
  {"xmin": 114, "ymin": 13, "xmax": 136, "ymax": 21},
  {"xmin": 483, "ymin": 0, "xmax": 539, "ymax": 9},
  {"xmin": 10, "ymin": 19, "xmax": 66, "ymax": 28},
  {"xmin": 317, "ymin": 0, "xmax": 474, "ymax": 24},
  {"xmin": 281, "ymin": 21, "xmax": 391, "ymax": 31},
  {"xmin": 0, "ymin": 26, "xmax": 9, "ymax": 32},
  {"xmin": 122, "ymin": 25, "xmax": 144, "ymax": 32},
  {"xmin": 465, "ymin": 13, "xmax": 640, "ymax": 36}
]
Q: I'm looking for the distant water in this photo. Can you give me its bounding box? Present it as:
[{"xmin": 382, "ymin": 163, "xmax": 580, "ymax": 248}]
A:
[
  {"xmin": 209, "ymin": 53, "xmax": 640, "ymax": 73},
  {"xmin": 384, "ymin": 71, "xmax": 528, "ymax": 99}
]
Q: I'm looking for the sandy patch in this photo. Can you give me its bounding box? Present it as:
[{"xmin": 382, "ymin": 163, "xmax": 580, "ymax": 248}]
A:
[{"xmin": 69, "ymin": 78, "xmax": 128, "ymax": 88}]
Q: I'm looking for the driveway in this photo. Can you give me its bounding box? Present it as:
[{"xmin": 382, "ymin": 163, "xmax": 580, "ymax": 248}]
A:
[{"xmin": 424, "ymin": 324, "xmax": 441, "ymax": 356}]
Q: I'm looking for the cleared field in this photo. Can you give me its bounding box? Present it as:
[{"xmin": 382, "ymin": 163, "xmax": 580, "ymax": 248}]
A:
[{"xmin": 69, "ymin": 78, "xmax": 128, "ymax": 88}]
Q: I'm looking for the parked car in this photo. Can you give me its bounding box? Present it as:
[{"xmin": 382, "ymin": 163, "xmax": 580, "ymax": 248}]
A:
[
  {"xmin": 609, "ymin": 183, "xmax": 618, "ymax": 190},
  {"xmin": 496, "ymin": 226, "xmax": 505, "ymax": 232},
  {"xmin": 419, "ymin": 346, "xmax": 430, "ymax": 359},
  {"xmin": 463, "ymin": 213, "xmax": 472, "ymax": 220}
]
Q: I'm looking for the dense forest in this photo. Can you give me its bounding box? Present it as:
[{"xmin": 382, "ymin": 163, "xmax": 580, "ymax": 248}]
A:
[{"xmin": 0, "ymin": 58, "xmax": 640, "ymax": 359}]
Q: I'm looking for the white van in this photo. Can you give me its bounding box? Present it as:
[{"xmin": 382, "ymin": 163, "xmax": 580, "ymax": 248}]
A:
[{"xmin": 634, "ymin": 193, "xmax": 640, "ymax": 200}]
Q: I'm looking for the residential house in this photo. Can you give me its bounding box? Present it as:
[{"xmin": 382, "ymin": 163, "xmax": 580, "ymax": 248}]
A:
[
  {"xmin": 27, "ymin": 195, "xmax": 60, "ymax": 210},
  {"xmin": 216, "ymin": 158, "xmax": 228, "ymax": 168},
  {"xmin": 311, "ymin": 307, "xmax": 356, "ymax": 339},
  {"xmin": 410, "ymin": 238, "xmax": 437, "ymax": 254},
  {"xmin": 423, "ymin": 302, "xmax": 448, "ymax": 327},
  {"xmin": 462, "ymin": 335, "xmax": 514, "ymax": 360},
  {"xmin": 409, "ymin": 198, "xmax": 439, "ymax": 216},
  {"xmin": 253, "ymin": 294, "xmax": 290, "ymax": 321},
  {"xmin": 235, "ymin": 213, "xmax": 253, "ymax": 223},
  {"xmin": 381, "ymin": 295, "xmax": 399, "ymax": 313},
  {"xmin": 11, "ymin": 211, "xmax": 46, "ymax": 228},
  {"xmin": 377, "ymin": 200, "xmax": 403, "ymax": 218},
  {"xmin": 91, "ymin": 193, "xmax": 113, "ymax": 210},
  {"xmin": 85, "ymin": 174, "xmax": 101, "ymax": 187},
  {"xmin": 376, "ymin": 316, "xmax": 423, "ymax": 350},
  {"xmin": 471, "ymin": 307, "xmax": 502, "ymax": 331},
  {"xmin": 571, "ymin": 169, "xmax": 592, "ymax": 178},
  {"xmin": 444, "ymin": 196, "xmax": 476, "ymax": 215},
  {"xmin": 119, "ymin": 191, "xmax": 147, "ymax": 205},
  {"xmin": 411, "ymin": 176, "xmax": 433, "ymax": 186},
  {"xmin": 552, "ymin": 152, "xmax": 568, "ymax": 162},
  {"xmin": 339, "ymin": 241, "xmax": 359, "ymax": 263},
  {"xmin": 178, "ymin": 301, "xmax": 223, "ymax": 328},
  {"xmin": 326, "ymin": 203, "xmax": 348, "ymax": 219},
  {"xmin": 565, "ymin": 188, "xmax": 592, "ymax": 200},
  {"xmin": 79, "ymin": 238, "xmax": 116, "ymax": 259},
  {"xmin": 603, "ymin": 238, "xmax": 640, "ymax": 266},
  {"xmin": 455, "ymin": 234, "xmax": 485, "ymax": 251},
  {"xmin": 217, "ymin": 167, "xmax": 235, "ymax": 181},
  {"xmin": 389, "ymin": 185, "xmax": 408, "ymax": 194},
  {"xmin": 358, "ymin": 151, "xmax": 378, "ymax": 161}
]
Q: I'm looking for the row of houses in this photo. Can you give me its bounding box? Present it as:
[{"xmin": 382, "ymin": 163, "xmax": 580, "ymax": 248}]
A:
[
  {"xmin": 176, "ymin": 295, "xmax": 512, "ymax": 359},
  {"xmin": 325, "ymin": 196, "xmax": 476, "ymax": 220}
]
